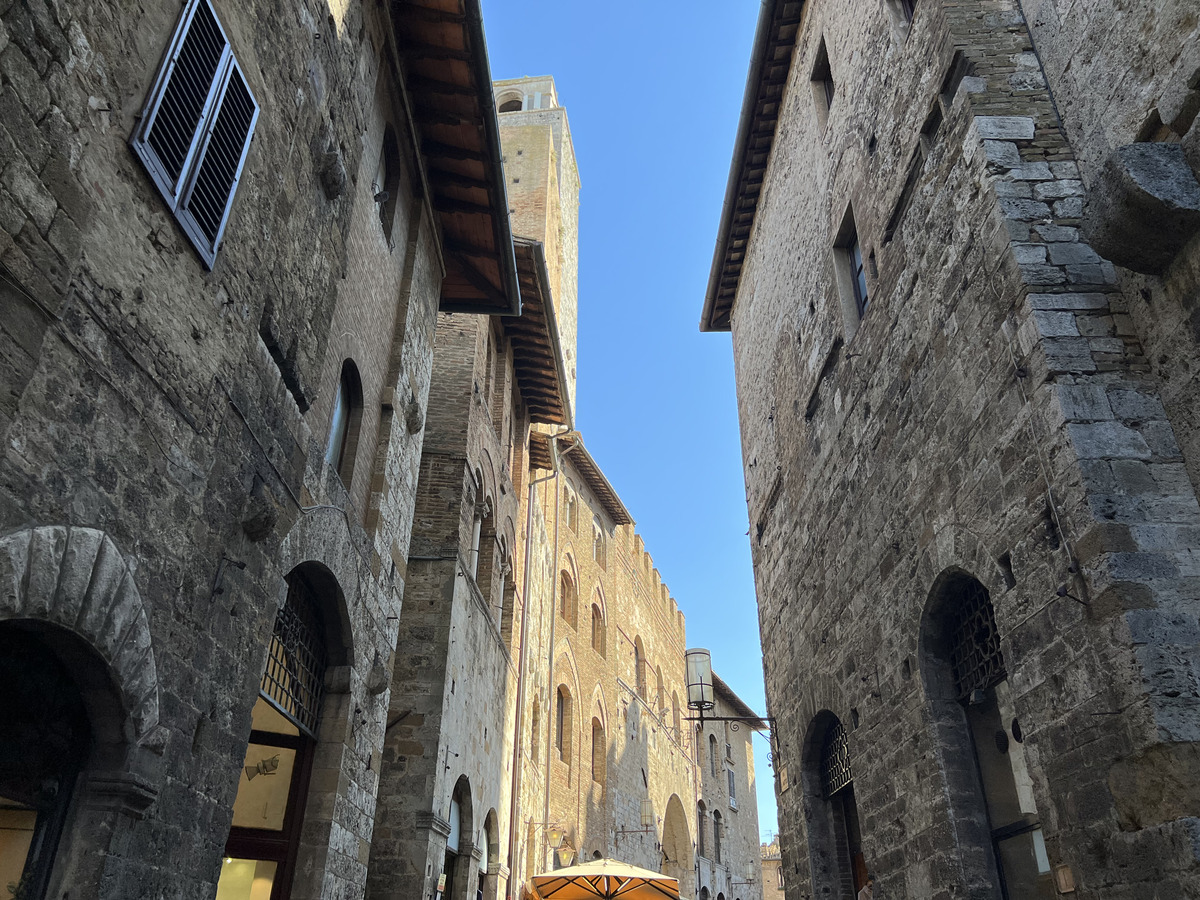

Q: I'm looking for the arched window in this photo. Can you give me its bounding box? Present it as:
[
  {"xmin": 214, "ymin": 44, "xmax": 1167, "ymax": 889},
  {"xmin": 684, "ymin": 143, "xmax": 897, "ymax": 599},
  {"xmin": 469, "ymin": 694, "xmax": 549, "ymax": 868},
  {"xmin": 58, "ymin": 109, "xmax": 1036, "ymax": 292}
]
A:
[
  {"xmin": 555, "ymin": 686, "xmax": 573, "ymax": 765},
  {"xmin": 376, "ymin": 125, "xmax": 401, "ymax": 240},
  {"xmin": 709, "ymin": 734, "xmax": 719, "ymax": 777},
  {"xmin": 443, "ymin": 778, "xmax": 473, "ymax": 900},
  {"xmin": 592, "ymin": 518, "xmax": 606, "ymax": 569},
  {"xmin": 923, "ymin": 571, "xmax": 1051, "ymax": 898},
  {"xmin": 696, "ymin": 801, "xmax": 707, "ymax": 859},
  {"xmin": 530, "ymin": 699, "xmax": 542, "ymax": 765},
  {"xmin": 559, "ymin": 570, "xmax": 577, "ymax": 630},
  {"xmin": 801, "ymin": 714, "xmax": 867, "ymax": 897},
  {"xmin": 728, "ymin": 764, "xmax": 736, "ymax": 802},
  {"xmin": 221, "ymin": 566, "xmax": 332, "ymax": 898},
  {"xmin": 481, "ymin": 810, "xmax": 499, "ymax": 900},
  {"xmin": 0, "ymin": 627, "xmax": 90, "ymax": 899},
  {"xmin": 634, "ymin": 637, "xmax": 647, "ymax": 699},
  {"xmin": 591, "ymin": 718, "xmax": 606, "ymax": 786},
  {"xmin": 497, "ymin": 91, "xmax": 523, "ymax": 113},
  {"xmin": 326, "ymin": 360, "xmax": 363, "ymax": 484},
  {"xmin": 713, "ymin": 810, "xmax": 723, "ymax": 864},
  {"xmin": 563, "ymin": 486, "xmax": 578, "ymax": 532},
  {"xmin": 591, "ymin": 603, "xmax": 606, "ymax": 656},
  {"xmin": 656, "ymin": 666, "xmax": 665, "ymax": 715}
]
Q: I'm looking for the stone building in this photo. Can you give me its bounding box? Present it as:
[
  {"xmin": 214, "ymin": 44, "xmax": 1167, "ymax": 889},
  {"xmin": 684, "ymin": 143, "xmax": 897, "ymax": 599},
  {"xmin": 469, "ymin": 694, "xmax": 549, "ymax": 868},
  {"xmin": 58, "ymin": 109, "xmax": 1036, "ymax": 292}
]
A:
[
  {"xmin": 0, "ymin": 0, "xmax": 770, "ymax": 893},
  {"xmin": 0, "ymin": 0, "xmax": 518, "ymax": 896},
  {"xmin": 703, "ymin": 0, "xmax": 1200, "ymax": 898},
  {"xmin": 761, "ymin": 838, "xmax": 785, "ymax": 900}
]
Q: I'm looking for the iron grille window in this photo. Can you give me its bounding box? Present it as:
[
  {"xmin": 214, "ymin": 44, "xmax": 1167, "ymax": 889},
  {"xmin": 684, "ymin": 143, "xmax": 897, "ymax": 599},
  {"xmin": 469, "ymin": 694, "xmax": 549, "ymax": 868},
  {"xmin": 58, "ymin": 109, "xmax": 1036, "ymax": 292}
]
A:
[
  {"xmin": 819, "ymin": 721, "xmax": 853, "ymax": 798},
  {"xmin": 949, "ymin": 579, "xmax": 1006, "ymax": 701},
  {"xmin": 261, "ymin": 573, "xmax": 328, "ymax": 737},
  {"xmin": 132, "ymin": 0, "xmax": 259, "ymax": 268}
]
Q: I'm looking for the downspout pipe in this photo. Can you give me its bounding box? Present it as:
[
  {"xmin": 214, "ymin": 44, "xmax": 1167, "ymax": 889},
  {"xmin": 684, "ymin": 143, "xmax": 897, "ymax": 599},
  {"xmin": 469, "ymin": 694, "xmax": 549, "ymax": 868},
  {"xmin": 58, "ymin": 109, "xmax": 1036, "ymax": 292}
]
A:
[{"xmin": 507, "ymin": 429, "xmax": 576, "ymax": 900}]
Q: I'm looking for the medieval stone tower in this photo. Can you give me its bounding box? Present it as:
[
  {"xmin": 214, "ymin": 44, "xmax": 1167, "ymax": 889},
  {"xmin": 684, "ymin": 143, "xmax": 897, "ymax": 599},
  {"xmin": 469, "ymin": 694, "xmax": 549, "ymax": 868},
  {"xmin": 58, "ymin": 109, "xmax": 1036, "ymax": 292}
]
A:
[{"xmin": 494, "ymin": 76, "xmax": 581, "ymax": 414}]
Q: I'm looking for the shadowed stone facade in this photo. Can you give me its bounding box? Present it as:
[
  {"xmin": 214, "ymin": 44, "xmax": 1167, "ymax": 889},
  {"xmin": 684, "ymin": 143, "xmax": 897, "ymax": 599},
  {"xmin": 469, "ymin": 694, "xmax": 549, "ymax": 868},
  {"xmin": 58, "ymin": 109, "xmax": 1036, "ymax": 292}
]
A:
[{"xmin": 704, "ymin": 0, "xmax": 1200, "ymax": 898}]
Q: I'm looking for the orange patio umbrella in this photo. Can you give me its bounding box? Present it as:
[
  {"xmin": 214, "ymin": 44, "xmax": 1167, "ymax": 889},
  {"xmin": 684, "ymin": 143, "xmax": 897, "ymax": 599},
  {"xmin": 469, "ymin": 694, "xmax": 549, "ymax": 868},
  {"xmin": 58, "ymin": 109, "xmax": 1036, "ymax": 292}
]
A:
[{"xmin": 532, "ymin": 858, "xmax": 680, "ymax": 900}]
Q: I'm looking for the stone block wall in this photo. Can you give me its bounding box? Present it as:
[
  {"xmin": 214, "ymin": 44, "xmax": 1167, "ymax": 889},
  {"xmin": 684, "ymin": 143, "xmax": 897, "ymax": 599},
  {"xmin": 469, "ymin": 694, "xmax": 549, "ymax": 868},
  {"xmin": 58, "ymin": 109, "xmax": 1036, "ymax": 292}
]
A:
[
  {"xmin": 725, "ymin": 0, "xmax": 1200, "ymax": 897},
  {"xmin": 0, "ymin": 0, "xmax": 445, "ymax": 896}
]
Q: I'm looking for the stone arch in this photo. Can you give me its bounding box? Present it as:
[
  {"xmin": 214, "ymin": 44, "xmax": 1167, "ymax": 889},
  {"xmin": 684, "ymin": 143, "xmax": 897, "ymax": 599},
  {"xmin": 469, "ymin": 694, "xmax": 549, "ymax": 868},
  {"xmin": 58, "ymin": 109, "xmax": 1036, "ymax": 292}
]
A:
[
  {"xmin": 481, "ymin": 807, "xmax": 501, "ymax": 900},
  {"xmin": 800, "ymin": 710, "xmax": 867, "ymax": 897},
  {"xmin": 0, "ymin": 526, "xmax": 166, "ymax": 893},
  {"xmin": 277, "ymin": 510, "xmax": 361, "ymax": 667},
  {"xmin": 662, "ymin": 793, "xmax": 693, "ymax": 897},
  {"xmin": 917, "ymin": 566, "xmax": 1009, "ymax": 898},
  {"xmin": 496, "ymin": 89, "xmax": 523, "ymax": 112},
  {"xmin": 0, "ymin": 526, "xmax": 161, "ymax": 742},
  {"xmin": 444, "ymin": 775, "xmax": 474, "ymax": 900}
]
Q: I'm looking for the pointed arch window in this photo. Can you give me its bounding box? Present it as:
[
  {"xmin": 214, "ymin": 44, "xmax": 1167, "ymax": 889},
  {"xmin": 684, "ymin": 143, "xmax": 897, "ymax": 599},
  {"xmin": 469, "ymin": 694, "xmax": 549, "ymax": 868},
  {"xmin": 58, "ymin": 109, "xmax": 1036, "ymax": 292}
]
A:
[
  {"xmin": 712, "ymin": 810, "xmax": 723, "ymax": 864},
  {"xmin": 591, "ymin": 603, "xmax": 606, "ymax": 657},
  {"xmin": 555, "ymin": 686, "xmax": 573, "ymax": 765},
  {"xmin": 591, "ymin": 718, "xmax": 606, "ymax": 786}
]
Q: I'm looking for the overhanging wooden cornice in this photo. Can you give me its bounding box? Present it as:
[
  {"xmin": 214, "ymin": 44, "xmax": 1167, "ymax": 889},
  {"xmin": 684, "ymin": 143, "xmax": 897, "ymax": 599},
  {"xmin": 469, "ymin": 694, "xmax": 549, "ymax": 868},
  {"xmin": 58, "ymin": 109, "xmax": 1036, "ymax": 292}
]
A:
[
  {"xmin": 527, "ymin": 432, "xmax": 633, "ymax": 526},
  {"xmin": 390, "ymin": 0, "xmax": 521, "ymax": 316},
  {"xmin": 712, "ymin": 672, "xmax": 768, "ymax": 731},
  {"xmin": 700, "ymin": 0, "xmax": 804, "ymax": 332},
  {"xmin": 505, "ymin": 238, "xmax": 572, "ymax": 426}
]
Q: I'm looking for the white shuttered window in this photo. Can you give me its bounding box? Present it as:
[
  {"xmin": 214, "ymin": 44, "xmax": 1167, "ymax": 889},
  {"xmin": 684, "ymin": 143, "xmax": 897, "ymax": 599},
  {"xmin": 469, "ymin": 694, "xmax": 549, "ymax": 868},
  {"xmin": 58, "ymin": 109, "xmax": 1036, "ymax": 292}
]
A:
[{"xmin": 133, "ymin": 0, "xmax": 259, "ymax": 268}]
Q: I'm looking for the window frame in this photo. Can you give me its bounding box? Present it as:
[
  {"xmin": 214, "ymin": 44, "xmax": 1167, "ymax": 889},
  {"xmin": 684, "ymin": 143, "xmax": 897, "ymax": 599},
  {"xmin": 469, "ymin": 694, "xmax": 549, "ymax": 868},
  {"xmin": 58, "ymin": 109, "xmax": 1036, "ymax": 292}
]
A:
[{"xmin": 131, "ymin": 0, "xmax": 260, "ymax": 268}]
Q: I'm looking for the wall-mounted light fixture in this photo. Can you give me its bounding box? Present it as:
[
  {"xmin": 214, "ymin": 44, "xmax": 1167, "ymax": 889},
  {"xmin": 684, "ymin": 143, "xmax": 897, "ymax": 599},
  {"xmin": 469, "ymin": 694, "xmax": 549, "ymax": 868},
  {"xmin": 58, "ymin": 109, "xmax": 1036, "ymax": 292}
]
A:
[
  {"xmin": 614, "ymin": 798, "xmax": 656, "ymax": 837},
  {"xmin": 684, "ymin": 648, "xmax": 778, "ymax": 755}
]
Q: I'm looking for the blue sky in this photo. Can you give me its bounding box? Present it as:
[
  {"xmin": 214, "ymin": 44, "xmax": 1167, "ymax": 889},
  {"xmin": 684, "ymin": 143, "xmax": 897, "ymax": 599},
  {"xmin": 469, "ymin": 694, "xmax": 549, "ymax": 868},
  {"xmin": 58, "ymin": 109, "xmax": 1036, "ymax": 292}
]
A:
[{"xmin": 480, "ymin": 1, "xmax": 777, "ymax": 841}]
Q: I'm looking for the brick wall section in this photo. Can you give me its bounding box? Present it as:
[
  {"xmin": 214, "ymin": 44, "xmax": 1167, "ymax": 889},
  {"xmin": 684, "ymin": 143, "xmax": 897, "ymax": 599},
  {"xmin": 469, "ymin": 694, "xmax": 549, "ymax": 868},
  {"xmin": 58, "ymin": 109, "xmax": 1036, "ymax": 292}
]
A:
[
  {"xmin": 0, "ymin": 0, "xmax": 444, "ymax": 896},
  {"xmin": 726, "ymin": 0, "xmax": 1200, "ymax": 897}
]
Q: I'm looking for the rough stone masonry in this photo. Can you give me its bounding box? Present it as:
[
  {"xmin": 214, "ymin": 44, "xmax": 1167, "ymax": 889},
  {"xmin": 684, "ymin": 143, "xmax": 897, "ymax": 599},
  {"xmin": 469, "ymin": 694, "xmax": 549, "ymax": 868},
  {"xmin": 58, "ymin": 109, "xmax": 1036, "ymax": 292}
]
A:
[{"xmin": 703, "ymin": 0, "xmax": 1200, "ymax": 896}]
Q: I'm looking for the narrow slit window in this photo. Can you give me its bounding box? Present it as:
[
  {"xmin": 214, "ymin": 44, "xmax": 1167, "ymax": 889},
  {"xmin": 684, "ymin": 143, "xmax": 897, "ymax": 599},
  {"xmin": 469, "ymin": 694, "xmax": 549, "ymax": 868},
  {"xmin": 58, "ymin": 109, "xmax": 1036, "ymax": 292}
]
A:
[{"xmin": 132, "ymin": 0, "xmax": 259, "ymax": 268}]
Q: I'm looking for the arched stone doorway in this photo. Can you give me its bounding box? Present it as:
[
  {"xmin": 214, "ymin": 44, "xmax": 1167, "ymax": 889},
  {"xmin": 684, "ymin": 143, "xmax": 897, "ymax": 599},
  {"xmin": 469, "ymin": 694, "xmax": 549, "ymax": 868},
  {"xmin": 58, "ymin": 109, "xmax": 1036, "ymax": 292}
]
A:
[{"xmin": 661, "ymin": 793, "xmax": 693, "ymax": 897}]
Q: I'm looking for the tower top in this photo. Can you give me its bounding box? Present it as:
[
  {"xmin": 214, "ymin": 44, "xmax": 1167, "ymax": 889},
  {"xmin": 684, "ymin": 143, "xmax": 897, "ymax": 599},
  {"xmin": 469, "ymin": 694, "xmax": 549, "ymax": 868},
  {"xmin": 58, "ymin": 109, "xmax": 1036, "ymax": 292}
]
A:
[{"xmin": 493, "ymin": 76, "xmax": 559, "ymax": 112}]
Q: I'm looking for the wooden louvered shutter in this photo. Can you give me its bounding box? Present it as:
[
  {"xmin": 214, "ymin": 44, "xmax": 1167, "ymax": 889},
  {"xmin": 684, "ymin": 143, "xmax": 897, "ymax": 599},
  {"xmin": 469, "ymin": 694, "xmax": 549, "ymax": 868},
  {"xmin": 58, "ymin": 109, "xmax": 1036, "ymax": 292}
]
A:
[{"xmin": 133, "ymin": 0, "xmax": 258, "ymax": 268}]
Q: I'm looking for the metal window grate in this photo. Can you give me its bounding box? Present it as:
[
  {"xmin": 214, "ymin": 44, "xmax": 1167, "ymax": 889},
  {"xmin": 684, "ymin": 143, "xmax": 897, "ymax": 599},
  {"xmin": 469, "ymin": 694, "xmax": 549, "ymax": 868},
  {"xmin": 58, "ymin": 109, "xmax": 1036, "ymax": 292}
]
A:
[
  {"xmin": 261, "ymin": 573, "xmax": 327, "ymax": 737},
  {"xmin": 949, "ymin": 578, "xmax": 1006, "ymax": 701},
  {"xmin": 820, "ymin": 721, "xmax": 853, "ymax": 798}
]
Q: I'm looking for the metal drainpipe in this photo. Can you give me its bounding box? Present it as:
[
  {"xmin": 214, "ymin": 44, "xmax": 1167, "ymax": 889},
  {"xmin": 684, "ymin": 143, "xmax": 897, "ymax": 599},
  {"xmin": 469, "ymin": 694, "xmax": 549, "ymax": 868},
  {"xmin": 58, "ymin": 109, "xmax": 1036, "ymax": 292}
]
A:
[
  {"xmin": 541, "ymin": 435, "xmax": 582, "ymax": 874},
  {"xmin": 507, "ymin": 430, "xmax": 574, "ymax": 900}
]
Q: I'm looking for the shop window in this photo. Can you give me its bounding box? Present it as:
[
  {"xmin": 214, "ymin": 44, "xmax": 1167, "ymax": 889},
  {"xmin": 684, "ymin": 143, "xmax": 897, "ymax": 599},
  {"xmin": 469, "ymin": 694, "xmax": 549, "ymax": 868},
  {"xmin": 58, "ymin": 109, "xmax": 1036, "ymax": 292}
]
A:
[
  {"xmin": 0, "ymin": 628, "xmax": 89, "ymax": 900},
  {"xmin": 132, "ymin": 0, "xmax": 259, "ymax": 268},
  {"xmin": 218, "ymin": 567, "xmax": 331, "ymax": 900}
]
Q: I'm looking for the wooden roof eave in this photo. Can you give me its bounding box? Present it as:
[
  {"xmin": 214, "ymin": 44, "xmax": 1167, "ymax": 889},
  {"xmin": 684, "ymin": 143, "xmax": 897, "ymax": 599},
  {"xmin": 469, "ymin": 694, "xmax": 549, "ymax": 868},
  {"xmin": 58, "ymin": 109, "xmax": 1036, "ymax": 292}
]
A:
[
  {"xmin": 700, "ymin": 0, "xmax": 805, "ymax": 333},
  {"xmin": 392, "ymin": 0, "xmax": 521, "ymax": 317},
  {"xmin": 712, "ymin": 672, "xmax": 768, "ymax": 731},
  {"xmin": 506, "ymin": 237, "xmax": 573, "ymax": 427}
]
